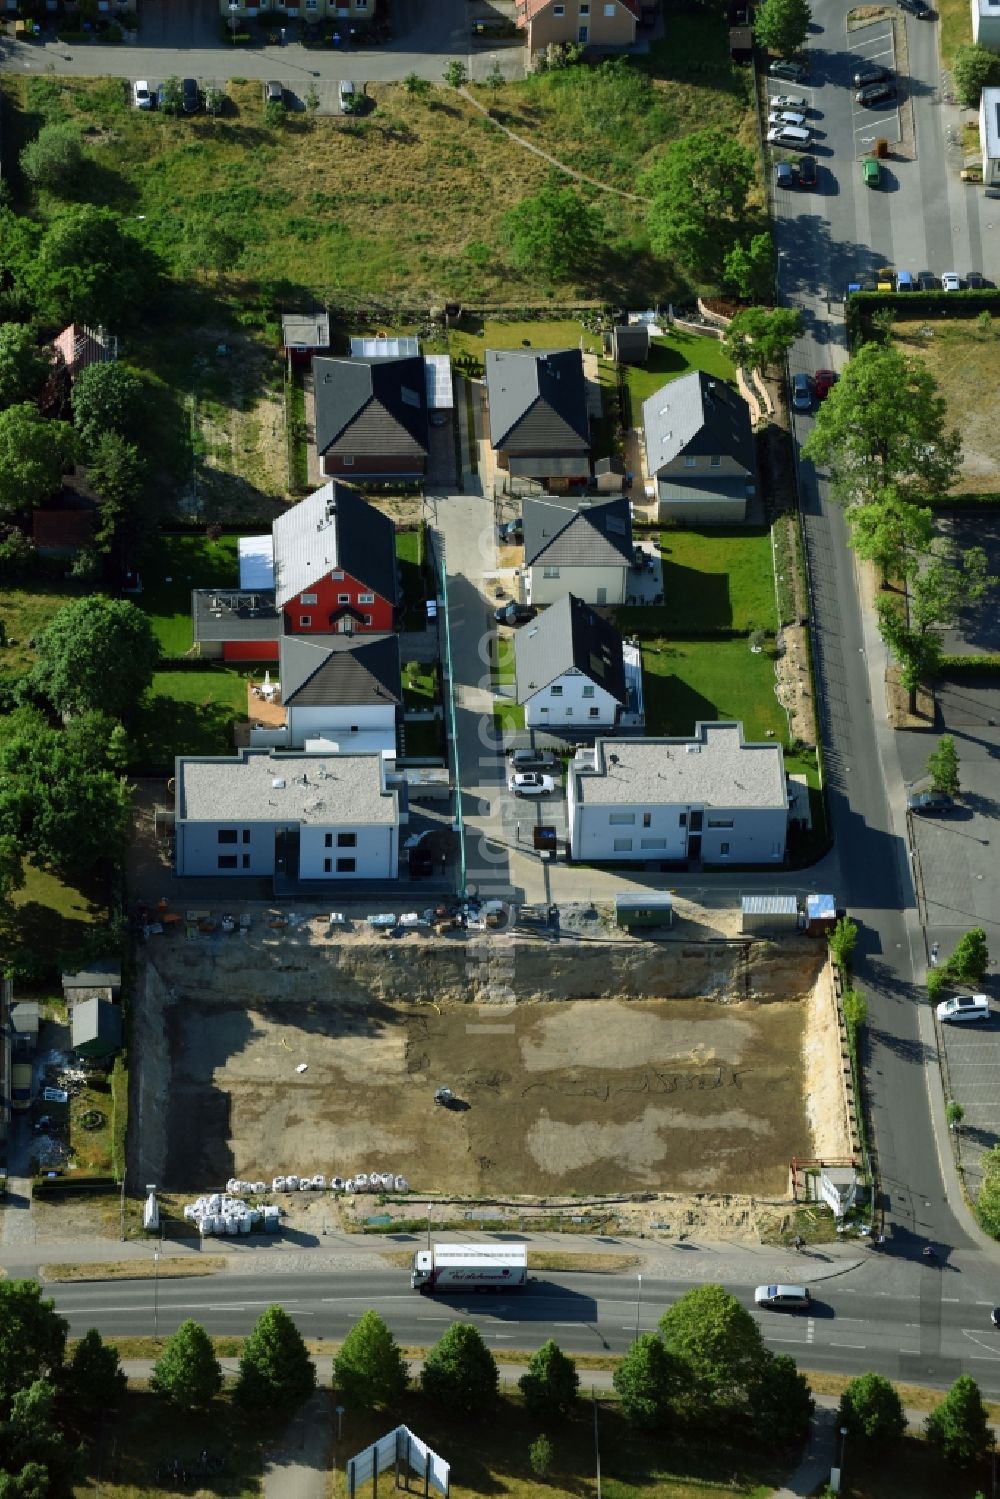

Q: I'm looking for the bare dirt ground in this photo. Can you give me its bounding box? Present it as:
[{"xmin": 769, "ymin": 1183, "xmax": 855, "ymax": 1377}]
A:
[
  {"xmin": 895, "ymin": 319, "xmax": 1000, "ymax": 492},
  {"xmin": 153, "ymin": 992, "xmax": 815, "ymax": 1200}
]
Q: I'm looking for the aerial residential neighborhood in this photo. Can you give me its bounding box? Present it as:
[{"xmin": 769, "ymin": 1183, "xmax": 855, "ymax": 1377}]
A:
[{"xmin": 2, "ymin": 0, "xmax": 1000, "ymax": 1495}]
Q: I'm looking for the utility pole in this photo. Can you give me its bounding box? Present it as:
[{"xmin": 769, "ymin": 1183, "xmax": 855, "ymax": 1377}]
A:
[
  {"xmin": 592, "ymin": 1389, "xmax": 602, "ymax": 1499},
  {"xmin": 153, "ymin": 1248, "xmax": 160, "ymax": 1342}
]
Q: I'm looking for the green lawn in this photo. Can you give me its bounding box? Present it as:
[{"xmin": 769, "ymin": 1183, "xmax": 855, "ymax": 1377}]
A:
[
  {"xmin": 493, "ymin": 635, "xmax": 525, "ymax": 731},
  {"xmin": 623, "ymin": 332, "xmax": 736, "ymax": 428},
  {"xmin": 397, "ymin": 528, "xmax": 429, "ymax": 630},
  {"xmin": 402, "ymin": 659, "xmax": 439, "ymax": 710},
  {"xmin": 0, "ymin": 581, "xmax": 85, "ymax": 679},
  {"xmin": 621, "ymin": 528, "xmax": 777, "ymax": 635},
  {"xmin": 939, "ymin": 0, "xmax": 972, "ymax": 66},
  {"xmin": 449, "ymin": 317, "xmax": 603, "ymax": 367},
  {"xmin": 129, "ymin": 668, "xmax": 248, "ymax": 770},
  {"xmin": 638, "ymin": 636, "xmax": 787, "ymax": 743},
  {"xmin": 1, "ymin": 860, "xmax": 107, "ymax": 980},
  {"xmin": 138, "ymin": 533, "xmax": 241, "ymax": 655},
  {"xmin": 401, "ymin": 717, "xmax": 446, "ymax": 758}
]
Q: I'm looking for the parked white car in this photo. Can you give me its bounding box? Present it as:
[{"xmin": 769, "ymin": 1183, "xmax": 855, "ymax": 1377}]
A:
[
  {"xmin": 936, "ymin": 994, "xmax": 990, "ymax": 1023},
  {"xmin": 133, "ymin": 79, "xmax": 153, "ymax": 110},
  {"xmin": 768, "ymin": 110, "xmax": 806, "ymax": 128},
  {"xmin": 508, "ymin": 772, "xmax": 555, "ymax": 797},
  {"xmin": 771, "ymin": 93, "xmax": 807, "ymax": 110}
]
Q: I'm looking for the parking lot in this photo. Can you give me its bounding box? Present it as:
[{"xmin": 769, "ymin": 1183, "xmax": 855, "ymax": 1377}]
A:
[
  {"xmin": 848, "ymin": 19, "xmax": 901, "ymax": 156},
  {"xmin": 938, "ymin": 1005, "xmax": 1000, "ymax": 1198},
  {"xmin": 937, "ymin": 514, "xmax": 1000, "ymax": 656}
]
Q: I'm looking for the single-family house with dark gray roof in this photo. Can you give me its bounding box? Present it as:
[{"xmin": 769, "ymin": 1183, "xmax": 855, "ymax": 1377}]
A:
[
  {"xmin": 522, "ymin": 496, "xmax": 632, "ymax": 607},
  {"xmin": 485, "ymin": 349, "xmax": 591, "ymax": 488},
  {"xmin": 313, "ymin": 355, "xmax": 429, "ymax": 480},
  {"xmin": 642, "ymin": 370, "xmax": 757, "ymax": 524},
  {"xmin": 276, "ymin": 633, "xmax": 401, "ymax": 755},
  {"xmin": 271, "ymin": 482, "xmax": 398, "ymax": 637},
  {"xmin": 515, "ymin": 593, "xmax": 627, "ymax": 729}
]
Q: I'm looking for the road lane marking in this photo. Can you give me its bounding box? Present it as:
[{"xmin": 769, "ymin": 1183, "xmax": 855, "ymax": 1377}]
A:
[
  {"xmin": 942, "ymin": 1298, "xmax": 959, "ymax": 1303},
  {"xmin": 807, "ymin": 1318, "xmax": 815, "ymax": 1343},
  {"xmin": 830, "ymin": 1342, "xmax": 867, "ymax": 1349},
  {"xmin": 764, "ymin": 1336, "xmax": 810, "ymax": 1344}
]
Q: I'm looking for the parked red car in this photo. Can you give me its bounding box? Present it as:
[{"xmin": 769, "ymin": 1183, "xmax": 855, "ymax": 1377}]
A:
[{"xmin": 813, "ymin": 369, "xmax": 838, "ymax": 401}]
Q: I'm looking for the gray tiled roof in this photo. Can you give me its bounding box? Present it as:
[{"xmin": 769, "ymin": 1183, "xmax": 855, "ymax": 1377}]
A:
[
  {"xmin": 313, "ymin": 355, "xmax": 429, "ymax": 459},
  {"xmin": 280, "ymin": 634, "xmax": 402, "ymax": 708},
  {"xmin": 514, "ymin": 593, "xmax": 627, "ymax": 705},
  {"xmin": 572, "ymin": 722, "xmax": 786, "ymax": 809},
  {"xmin": 642, "ymin": 370, "xmax": 755, "ymax": 476},
  {"xmin": 272, "ymin": 483, "xmax": 399, "ymax": 609},
  {"xmin": 656, "ymin": 476, "xmax": 749, "ymax": 505},
  {"xmin": 177, "ymin": 750, "xmax": 398, "ymax": 826},
  {"xmin": 523, "ymin": 496, "xmax": 633, "ymax": 568},
  {"xmin": 485, "ymin": 349, "xmax": 590, "ymax": 455}
]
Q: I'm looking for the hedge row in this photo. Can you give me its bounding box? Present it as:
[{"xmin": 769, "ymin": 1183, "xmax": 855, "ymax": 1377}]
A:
[
  {"xmin": 32, "ymin": 1174, "xmax": 117, "ymax": 1198},
  {"xmin": 927, "ymin": 493, "xmax": 1000, "ymax": 508},
  {"xmin": 938, "ymin": 654, "xmax": 1000, "ymax": 675},
  {"xmin": 846, "ymin": 288, "xmax": 1000, "ymax": 345}
]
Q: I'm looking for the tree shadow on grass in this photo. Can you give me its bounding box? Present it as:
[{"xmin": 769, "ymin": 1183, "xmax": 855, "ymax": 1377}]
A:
[
  {"xmin": 640, "ymin": 657, "xmax": 718, "ymax": 736},
  {"xmin": 129, "ymin": 689, "xmax": 244, "ymax": 774}
]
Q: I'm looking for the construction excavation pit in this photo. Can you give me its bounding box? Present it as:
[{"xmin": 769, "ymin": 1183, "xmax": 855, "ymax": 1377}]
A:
[{"xmin": 132, "ymin": 921, "xmax": 848, "ymax": 1202}]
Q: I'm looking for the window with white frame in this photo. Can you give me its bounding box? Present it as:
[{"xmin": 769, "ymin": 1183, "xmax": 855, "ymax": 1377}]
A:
[
  {"xmin": 542, "ymin": 565, "xmax": 560, "ymax": 578},
  {"xmin": 299, "ymin": 615, "xmax": 312, "ymax": 627},
  {"xmin": 338, "ymin": 593, "xmax": 351, "ymax": 604},
  {"xmin": 589, "ymin": 706, "xmax": 600, "ymax": 717},
  {"xmin": 603, "ymin": 2, "xmax": 615, "ymax": 12},
  {"xmin": 551, "ymin": 685, "xmax": 563, "ymax": 697},
  {"xmin": 609, "ymin": 812, "xmax": 635, "ymax": 825},
  {"xmin": 582, "ymin": 684, "xmax": 595, "ymax": 698},
  {"xmin": 553, "ymin": 3, "xmax": 565, "ymax": 12},
  {"xmin": 342, "ymin": 455, "xmax": 355, "ymax": 466},
  {"xmin": 358, "ymin": 593, "xmax": 375, "ymax": 604},
  {"xmin": 332, "ymin": 571, "xmax": 344, "ymax": 580},
  {"xmin": 300, "ymin": 592, "xmax": 318, "ymax": 605},
  {"xmin": 613, "ymin": 837, "xmax": 633, "ymax": 851}
]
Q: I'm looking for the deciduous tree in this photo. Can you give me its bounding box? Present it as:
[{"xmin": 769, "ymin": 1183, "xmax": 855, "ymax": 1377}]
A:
[
  {"xmin": 0, "ymin": 1282, "xmax": 67, "ymax": 1415},
  {"xmin": 722, "ymin": 234, "xmax": 776, "ymax": 302},
  {"xmin": 952, "ymin": 44, "xmax": 999, "ymax": 108},
  {"xmin": 24, "ymin": 205, "xmax": 160, "ymax": 330},
  {"xmin": 753, "ymin": 0, "xmax": 811, "ymax": 59},
  {"xmin": 32, "ymin": 595, "xmax": 159, "ymax": 723},
  {"xmin": 333, "ymin": 1310, "xmax": 408, "ymax": 1410},
  {"xmin": 838, "ymin": 1372, "xmax": 906, "ymax": 1443},
  {"xmin": 421, "ymin": 1324, "xmax": 498, "ymax": 1414},
  {"xmin": 659, "ymin": 1284, "xmax": 764, "ymax": 1407},
  {"xmin": 926, "ymin": 734, "xmax": 960, "ymax": 796},
  {"xmin": 975, "ymin": 1143, "xmax": 1000, "ymax": 1236},
  {"xmin": 748, "ymin": 1353, "xmax": 814, "ymax": 1447},
  {"xmin": 236, "ymin": 1306, "xmax": 315, "ymax": 1414},
  {"xmin": 949, "ymin": 928, "xmax": 989, "ymax": 985},
  {"xmin": 925, "ymin": 1376, "xmax": 994, "ymax": 1463},
  {"xmin": 876, "ymin": 594, "xmax": 942, "ymax": 692},
  {"xmin": 0, "ymin": 1380, "xmax": 75, "ymax": 1498},
  {"xmin": 0, "ymin": 324, "xmax": 48, "ymax": 409},
  {"xmin": 643, "ymin": 130, "xmax": 755, "ymax": 280},
  {"xmin": 844, "ymin": 493, "xmax": 934, "ymax": 583},
  {"xmin": 802, "ymin": 343, "xmax": 961, "ymax": 508},
  {"xmin": 722, "ymin": 305, "xmax": 802, "ymax": 372},
  {"xmin": 519, "ymin": 1340, "xmax": 579, "ymax": 1422},
  {"xmin": 151, "ymin": 1321, "xmax": 221, "ymax": 1410},
  {"xmin": 612, "ymin": 1333, "xmax": 679, "ymax": 1429},
  {"xmin": 503, "ymin": 186, "xmax": 595, "ymax": 280},
  {"xmin": 0, "ymin": 404, "xmax": 75, "ymax": 516},
  {"xmin": 68, "ymin": 1329, "xmax": 127, "ymax": 1416},
  {"xmin": 443, "ymin": 60, "xmax": 468, "ymax": 88},
  {"xmin": 19, "ymin": 122, "xmax": 84, "ymax": 194},
  {"xmin": 71, "ymin": 362, "xmax": 145, "ymax": 454}
]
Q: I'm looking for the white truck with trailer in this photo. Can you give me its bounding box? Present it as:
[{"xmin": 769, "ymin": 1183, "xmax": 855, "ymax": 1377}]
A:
[{"xmin": 411, "ymin": 1242, "xmax": 528, "ymax": 1293}]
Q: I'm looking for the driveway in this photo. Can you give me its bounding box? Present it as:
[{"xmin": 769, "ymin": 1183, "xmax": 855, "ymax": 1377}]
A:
[{"xmin": 2, "ymin": 0, "xmax": 526, "ymax": 83}]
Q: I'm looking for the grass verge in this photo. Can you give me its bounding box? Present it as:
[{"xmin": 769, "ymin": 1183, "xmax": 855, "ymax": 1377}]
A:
[
  {"xmin": 654, "ymin": 526, "xmax": 778, "ymax": 634},
  {"xmin": 44, "ymin": 1256, "xmax": 228, "ymax": 1283}
]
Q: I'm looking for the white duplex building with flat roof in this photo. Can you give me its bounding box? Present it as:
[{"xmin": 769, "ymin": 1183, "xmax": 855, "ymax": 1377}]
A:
[
  {"xmin": 174, "ymin": 749, "xmax": 399, "ymax": 881},
  {"xmin": 980, "ymin": 87, "xmax": 1000, "ymax": 187},
  {"xmin": 567, "ymin": 721, "xmax": 787, "ymax": 865}
]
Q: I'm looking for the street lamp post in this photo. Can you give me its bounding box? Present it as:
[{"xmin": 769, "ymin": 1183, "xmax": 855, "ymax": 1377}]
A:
[
  {"xmin": 153, "ymin": 1248, "xmax": 160, "ymax": 1341},
  {"xmin": 634, "ymin": 1273, "xmax": 642, "ymax": 1341},
  {"xmin": 229, "ymin": 2, "xmax": 239, "ymax": 43}
]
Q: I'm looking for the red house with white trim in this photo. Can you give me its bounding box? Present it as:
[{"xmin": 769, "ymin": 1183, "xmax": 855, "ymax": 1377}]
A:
[
  {"xmin": 192, "ymin": 483, "xmax": 399, "ymax": 662},
  {"xmin": 272, "ymin": 482, "xmax": 398, "ymax": 636}
]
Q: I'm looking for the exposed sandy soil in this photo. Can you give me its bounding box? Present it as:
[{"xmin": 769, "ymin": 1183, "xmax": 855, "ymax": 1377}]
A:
[{"xmin": 157, "ymin": 995, "xmax": 814, "ymax": 1199}]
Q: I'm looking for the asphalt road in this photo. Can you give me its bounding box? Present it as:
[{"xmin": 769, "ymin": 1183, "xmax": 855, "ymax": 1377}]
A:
[
  {"xmin": 772, "ymin": 0, "xmax": 998, "ymax": 1279},
  {"xmin": 46, "ymin": 1264, "xmax": 1000, "ymax": 1394}
]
